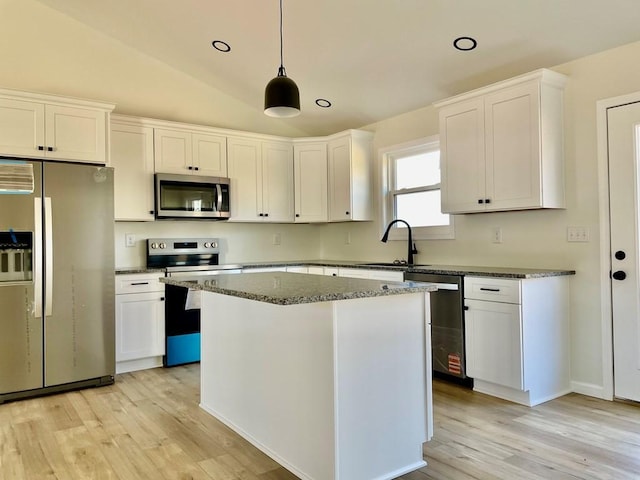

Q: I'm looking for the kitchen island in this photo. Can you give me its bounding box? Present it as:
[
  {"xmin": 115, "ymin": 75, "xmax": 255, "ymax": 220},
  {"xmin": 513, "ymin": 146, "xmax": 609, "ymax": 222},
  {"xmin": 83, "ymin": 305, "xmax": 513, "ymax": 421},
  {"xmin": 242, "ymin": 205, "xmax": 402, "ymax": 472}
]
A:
[{"xmin": 162, "ymin": 272, "xmax": 437, "ymax": 480}]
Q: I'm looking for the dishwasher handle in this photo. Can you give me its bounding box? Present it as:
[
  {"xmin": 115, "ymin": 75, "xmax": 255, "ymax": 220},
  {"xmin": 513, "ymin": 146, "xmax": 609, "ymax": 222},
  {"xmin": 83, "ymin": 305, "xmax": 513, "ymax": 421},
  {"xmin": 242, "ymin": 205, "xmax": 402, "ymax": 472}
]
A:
[{"xmin": 432, "ymin": 283, "xmax": 459, "ymax": 291}]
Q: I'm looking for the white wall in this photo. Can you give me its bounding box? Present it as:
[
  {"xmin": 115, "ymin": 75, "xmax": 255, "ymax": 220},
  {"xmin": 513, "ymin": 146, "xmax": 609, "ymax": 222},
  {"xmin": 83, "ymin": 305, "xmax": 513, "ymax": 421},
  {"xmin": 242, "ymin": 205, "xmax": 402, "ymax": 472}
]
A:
[
  {"xmin": 321, "ymin": 40, "xmax": 640, "ymax": 396},
  {"xmin": 115, "ymin": 221, "xmax": 322, "ymax": 268},
  {"xmin": 0, "ymin": 0, "xmax": 308, "ymax": 137},
  {"xmin": 3, "ymin": 0, "xmax": 639, "ymax": 397}
]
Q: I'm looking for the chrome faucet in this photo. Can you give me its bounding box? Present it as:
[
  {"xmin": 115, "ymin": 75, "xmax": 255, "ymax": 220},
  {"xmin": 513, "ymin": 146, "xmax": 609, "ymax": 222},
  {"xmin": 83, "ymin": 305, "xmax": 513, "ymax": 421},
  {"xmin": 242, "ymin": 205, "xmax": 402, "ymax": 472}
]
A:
[{"xmin": 381, "ymin": 219, "xmax": 418, "ymax": 265}]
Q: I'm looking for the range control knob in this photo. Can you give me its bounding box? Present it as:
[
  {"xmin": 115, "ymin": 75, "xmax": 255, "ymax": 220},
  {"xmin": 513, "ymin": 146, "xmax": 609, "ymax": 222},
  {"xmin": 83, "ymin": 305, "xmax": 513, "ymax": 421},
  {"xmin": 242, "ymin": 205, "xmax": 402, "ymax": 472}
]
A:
[
  {"xmin": 159, "ymin": 242, "xmax": 166, "ymax": 249},
  {"xmin": 211, "ymin": 241, "xmax": 217, "ymax": 248},
  {"xmin": 150, "ymin": 242, "xmax": 158, "ymax": 249},
  {"xmin": 204, "ymin": 242, "xmax": 210, "ymax": 248}
]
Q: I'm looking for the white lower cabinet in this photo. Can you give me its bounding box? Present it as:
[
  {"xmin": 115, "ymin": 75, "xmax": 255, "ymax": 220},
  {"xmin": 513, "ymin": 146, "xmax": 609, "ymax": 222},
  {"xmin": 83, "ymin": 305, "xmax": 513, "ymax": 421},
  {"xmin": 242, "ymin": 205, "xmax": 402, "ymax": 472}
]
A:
[
  {"xmin": 242, "ymin": 267, "xmax": 287, "ymax": 273},
  {"xmin": 115, "ymin": 273, "xmax": 165, "ymax": 374},
  {"xmin": 464, "ymin": 275, "xmax": 570, "ymax": 406},
  {"xmin": 285, "ymin": 266, "xmax": 308, "ymax": 273},
  {"xmin": 338, "ymin": 268, "xmax": 404, "ymax": 282}
]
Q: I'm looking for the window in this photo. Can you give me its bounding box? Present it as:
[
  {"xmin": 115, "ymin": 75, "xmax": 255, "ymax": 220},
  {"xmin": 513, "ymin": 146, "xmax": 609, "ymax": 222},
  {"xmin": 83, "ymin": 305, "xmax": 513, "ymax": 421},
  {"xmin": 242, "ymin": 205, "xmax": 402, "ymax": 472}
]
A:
[{"xmin": 381, "ymin": 136, "xmax": 454, "ymax": 240}]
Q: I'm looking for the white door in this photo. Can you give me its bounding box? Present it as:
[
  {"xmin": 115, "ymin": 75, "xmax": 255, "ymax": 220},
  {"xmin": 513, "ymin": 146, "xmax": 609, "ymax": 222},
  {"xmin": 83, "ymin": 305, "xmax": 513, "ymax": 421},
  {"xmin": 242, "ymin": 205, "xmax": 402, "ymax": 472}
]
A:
[
  {"xmin": 227, "ymin": 137, "xmax": 262, "ymax": 221},
  {"xmin": 608, "ymin": 101, "xmax": 640, "ymax": 402},
  {"xmin": 294, "ymin": 142, "xmax": 328, "ymax": 223},
  {"xmin": 193, "ymin": 133, "xmax": 227, "ymax": 177},
  {"xmin": 261, "ymin": 141, "xmax": 294, "ymax": 223},
  {"xmin": 45, "ymin": 105, "xmax": 107, "ymax": 163}
]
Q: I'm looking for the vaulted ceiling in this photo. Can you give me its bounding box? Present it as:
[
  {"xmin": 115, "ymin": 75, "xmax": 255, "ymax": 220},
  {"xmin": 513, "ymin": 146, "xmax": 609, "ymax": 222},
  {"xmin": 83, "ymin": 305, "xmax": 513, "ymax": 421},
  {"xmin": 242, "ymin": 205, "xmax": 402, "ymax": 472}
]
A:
[{"xmin": 35, "ymin": 0, "xmax": 640, "ymax": 136}]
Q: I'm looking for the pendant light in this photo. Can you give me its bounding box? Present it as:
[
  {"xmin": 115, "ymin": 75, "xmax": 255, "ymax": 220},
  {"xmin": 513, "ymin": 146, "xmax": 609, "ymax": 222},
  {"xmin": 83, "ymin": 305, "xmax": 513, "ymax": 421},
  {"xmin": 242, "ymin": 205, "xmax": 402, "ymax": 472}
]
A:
[{"xmin": 264, "ymin": 0, "xmax": 300, "ymax": 117}]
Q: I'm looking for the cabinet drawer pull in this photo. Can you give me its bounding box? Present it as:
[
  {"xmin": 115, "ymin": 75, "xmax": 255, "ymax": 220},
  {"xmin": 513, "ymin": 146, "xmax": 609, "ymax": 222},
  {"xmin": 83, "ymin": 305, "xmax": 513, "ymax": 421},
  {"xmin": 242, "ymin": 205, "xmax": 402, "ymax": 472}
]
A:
[
  {"xmin": 480, "ymin": 287, "xmax": 500, "ymax": 292},
  {"xmin": 130, "ymin": 281, "xmax": 150, "ymax": 286}
]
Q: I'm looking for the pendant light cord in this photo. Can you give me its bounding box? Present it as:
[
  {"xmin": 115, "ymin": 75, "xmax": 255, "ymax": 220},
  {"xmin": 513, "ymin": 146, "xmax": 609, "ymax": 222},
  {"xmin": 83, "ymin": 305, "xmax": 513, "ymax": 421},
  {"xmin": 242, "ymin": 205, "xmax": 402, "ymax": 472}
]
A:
[{"xmin": 278, "ymin": 0, "xmax": 286, "ymax": 76}]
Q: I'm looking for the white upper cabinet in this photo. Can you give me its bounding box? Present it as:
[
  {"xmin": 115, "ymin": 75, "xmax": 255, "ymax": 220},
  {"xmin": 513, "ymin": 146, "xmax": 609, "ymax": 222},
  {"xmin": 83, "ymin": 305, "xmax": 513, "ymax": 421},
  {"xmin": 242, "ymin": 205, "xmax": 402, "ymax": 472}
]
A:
[
  {"xmin": 436, "ymin": 69, "xmax": 567, "ymax": 214},
  {"xmin": 293, "ymin": 141, "xmax": 328, "ymax": 223},
  {"xmin": 227, "ymin": 136, "xmax": 294, "ymax": 222},
  {"xmin": 154, "ymin": 127, "xmax": 227, "ymax": 177},
  {"xmin": 0, "ymin": 89, "xmax": 113, "ymax": 164},
  {"xmin": 110, "ymin": 116, "xmax": 155, "ymax": 221},
  {"xmin": 328, "ymin": 130, "xmax": 373, "ymax": 222}
]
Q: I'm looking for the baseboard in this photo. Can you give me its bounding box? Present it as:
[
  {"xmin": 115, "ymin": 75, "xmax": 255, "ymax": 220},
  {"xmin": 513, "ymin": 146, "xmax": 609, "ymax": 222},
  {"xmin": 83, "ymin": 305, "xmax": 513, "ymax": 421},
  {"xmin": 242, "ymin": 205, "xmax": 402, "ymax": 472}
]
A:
[
  {"xmin": 116, "ymin": 356, "xmax": 163, "ymax": 374},
  {"xmin": 571, "ymin": 381, "xmax": 610, "ymax": 400}
]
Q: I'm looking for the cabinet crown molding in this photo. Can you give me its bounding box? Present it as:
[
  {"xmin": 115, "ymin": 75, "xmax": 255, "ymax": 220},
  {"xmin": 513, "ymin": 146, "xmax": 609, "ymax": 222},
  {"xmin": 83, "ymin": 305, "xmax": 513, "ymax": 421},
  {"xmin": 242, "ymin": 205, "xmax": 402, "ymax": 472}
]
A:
[
  {"xmin": 433, "ymin": 68, "xmax": 567, "ymax": 109},
  {"xmin": 0, "ymin": 87, "xmax": 115, "ymax": 112}
]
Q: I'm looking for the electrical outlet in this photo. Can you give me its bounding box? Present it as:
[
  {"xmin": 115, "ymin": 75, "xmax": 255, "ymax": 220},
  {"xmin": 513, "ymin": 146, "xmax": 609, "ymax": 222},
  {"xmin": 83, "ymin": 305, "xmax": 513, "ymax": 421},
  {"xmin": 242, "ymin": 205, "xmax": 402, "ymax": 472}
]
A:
[
  {"xmin": 272, "ymin": 233, "xmax": 281, "ymax": 245},
  {"xmin": 492, "ymin": 227, "xmax": 503, "ymax": 244},
  {"xmin": 125, "ymin": 233, "xmax": 136, "ymax": 247},
  {"xmin": 346, "ymin": 231, "xmax": 351, "ymax": 245},
  {"xmin": 567, "ymin": 226, "xmax": 590, "ymax": 242}
]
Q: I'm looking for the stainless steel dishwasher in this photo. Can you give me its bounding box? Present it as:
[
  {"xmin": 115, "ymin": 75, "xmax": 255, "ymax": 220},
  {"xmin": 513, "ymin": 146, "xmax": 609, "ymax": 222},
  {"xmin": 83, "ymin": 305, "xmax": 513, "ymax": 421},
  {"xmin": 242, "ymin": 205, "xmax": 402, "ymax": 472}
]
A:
[{"xmin": 404, "ymin": 272, "xmax": 470, "ymax": 383}]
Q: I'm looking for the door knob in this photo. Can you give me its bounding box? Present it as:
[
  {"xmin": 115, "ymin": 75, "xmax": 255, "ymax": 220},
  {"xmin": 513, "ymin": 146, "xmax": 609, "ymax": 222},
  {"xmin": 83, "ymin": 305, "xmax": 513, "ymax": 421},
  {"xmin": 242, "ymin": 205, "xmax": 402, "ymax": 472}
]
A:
[
  {"xmin": 615, "ymin": 250, "xmax": 626, "ymax": 260},
  {"xmin": 612, "ymin": 270, "xmax": 627, "ymax": 281}
]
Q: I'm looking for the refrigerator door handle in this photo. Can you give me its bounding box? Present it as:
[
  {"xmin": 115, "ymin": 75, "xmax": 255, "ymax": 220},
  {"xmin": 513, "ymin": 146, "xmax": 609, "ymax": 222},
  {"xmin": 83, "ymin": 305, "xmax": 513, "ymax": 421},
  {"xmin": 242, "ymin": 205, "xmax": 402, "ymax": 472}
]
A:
[
  {"xmin": 34, "ymin": 197, "xmax": 43, "ymax": 318},
  {"xmin": 44, "ymin": 197, "xmax": 53, "ymax": 317}
]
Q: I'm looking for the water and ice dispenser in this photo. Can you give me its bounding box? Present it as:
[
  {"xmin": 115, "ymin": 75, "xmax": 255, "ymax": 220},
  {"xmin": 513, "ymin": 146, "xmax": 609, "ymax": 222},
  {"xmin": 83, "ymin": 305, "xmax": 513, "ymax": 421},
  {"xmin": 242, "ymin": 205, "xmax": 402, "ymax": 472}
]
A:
[{"xmin": 0, "ymin": 232, "xmax": 33, "ymax": 283}]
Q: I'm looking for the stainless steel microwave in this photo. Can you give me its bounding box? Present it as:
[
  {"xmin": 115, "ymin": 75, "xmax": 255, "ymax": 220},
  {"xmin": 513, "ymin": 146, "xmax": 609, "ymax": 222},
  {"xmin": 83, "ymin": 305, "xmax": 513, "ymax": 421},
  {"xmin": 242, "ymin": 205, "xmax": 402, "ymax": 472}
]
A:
[{"xmin": 154, "ymin": 173, "xmax": 231, "ymax": 220}]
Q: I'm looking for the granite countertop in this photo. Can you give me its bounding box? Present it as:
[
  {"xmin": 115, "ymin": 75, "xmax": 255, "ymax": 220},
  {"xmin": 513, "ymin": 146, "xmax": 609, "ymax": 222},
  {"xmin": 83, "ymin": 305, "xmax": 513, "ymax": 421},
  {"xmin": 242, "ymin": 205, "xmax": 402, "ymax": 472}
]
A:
[
  {"xmin": 117, "ymin": 260, "xmax": 575, "ymax": 279},
  {"xmin": 115, "ymin": 267, "xmax": 165, "ymax": 275},
  {"xmin": 240, "ymin": 261, "xmax": 575, "ymax": 278},
  {"xmin": 160, "ymin": 272, "xmax": 437, "ymax": 306}
]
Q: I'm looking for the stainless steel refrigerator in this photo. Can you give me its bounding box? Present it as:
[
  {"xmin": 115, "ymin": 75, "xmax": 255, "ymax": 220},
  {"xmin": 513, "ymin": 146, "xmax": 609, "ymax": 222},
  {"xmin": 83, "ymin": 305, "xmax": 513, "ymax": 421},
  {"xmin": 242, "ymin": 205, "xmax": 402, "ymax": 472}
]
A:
[{"xmin": 0, "ymin": 160, "xmax": 115, "ymax": 403}]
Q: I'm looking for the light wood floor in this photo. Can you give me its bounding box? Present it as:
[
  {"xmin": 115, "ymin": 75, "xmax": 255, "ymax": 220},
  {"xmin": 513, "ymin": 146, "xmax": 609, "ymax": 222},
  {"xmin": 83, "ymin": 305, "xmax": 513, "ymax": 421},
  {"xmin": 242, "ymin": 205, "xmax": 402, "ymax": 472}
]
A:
[{"xmin": 1, "ymin": 365, "xmax": 639, "ymax": 480}]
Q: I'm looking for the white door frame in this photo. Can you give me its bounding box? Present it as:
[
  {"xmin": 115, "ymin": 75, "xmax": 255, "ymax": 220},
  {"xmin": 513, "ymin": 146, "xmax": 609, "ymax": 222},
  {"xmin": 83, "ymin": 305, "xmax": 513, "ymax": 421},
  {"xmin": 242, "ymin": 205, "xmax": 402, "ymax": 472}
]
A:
[{"xmin": 595, "ymin": 90, "xmax": 640, "ymax": 400}]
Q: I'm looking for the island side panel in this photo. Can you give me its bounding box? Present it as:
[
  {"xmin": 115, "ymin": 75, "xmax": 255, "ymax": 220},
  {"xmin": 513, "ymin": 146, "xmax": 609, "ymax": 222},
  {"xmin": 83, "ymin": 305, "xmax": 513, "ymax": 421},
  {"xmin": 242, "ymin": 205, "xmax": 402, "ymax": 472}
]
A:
[
  {"xmin": 333, "ymin": 292, "xmax": 428, "ymax": 480},
  {"xmin": 200, "ymin": 292, "xmax": 336, "ymax": 480}
]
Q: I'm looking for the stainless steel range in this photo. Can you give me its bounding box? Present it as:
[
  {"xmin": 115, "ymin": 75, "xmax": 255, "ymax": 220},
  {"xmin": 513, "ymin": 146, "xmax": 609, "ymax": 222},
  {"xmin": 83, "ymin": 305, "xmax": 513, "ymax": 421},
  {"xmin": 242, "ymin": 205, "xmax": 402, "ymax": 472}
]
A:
[{"xmin": 146, "ymin": 238, "xmax": 241, "ymax": 367}]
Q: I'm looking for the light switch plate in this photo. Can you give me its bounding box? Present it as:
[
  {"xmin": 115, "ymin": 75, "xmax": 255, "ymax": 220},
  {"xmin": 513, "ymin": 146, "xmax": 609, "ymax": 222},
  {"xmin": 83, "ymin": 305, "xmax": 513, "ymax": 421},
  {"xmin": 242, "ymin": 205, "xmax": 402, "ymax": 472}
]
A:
[
  {"xmin": 492, "ymin": 227, "xmax": 503, "ymax": 243},
  {"xmin": 125, "ymin": 233, "xmax": 136, "ymax": 247}
]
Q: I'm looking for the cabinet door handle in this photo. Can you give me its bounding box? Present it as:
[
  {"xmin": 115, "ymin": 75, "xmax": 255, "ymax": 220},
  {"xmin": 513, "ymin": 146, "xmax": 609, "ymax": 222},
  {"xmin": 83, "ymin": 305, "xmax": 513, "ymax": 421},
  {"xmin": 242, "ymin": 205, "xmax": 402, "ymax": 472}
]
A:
[
  {"xmin": 345, "ymin": 211, "xmax": 350, "ymax": 215},
  {"xmin": 478, "ymin": 199, "xmax": 484, "ymax": 204},
  {"xmin": 160, "ymin": 297, "xmax": 165, "ymax": 301},
  {"xmin": 295, "ymin": 213, "xmax": 300, "ymax": 217},
  {"xmin": 480, "ymin": 287, "xmax": 500, "ymax": 292},
  {"xmin": 464, "ymin": 305, "xmax": 469, "ymax": 311},
  {"xmin": 264, "ymin": 213, "xmax": 269, "ymax": 217},
  {"xmin": 485, "ymin": 198, "xmax": 491, "ymax": 204},
  {"xmin": 47, "ymin": 146, "xmax": 54, "ymax": 152},
  {"xmin": 149, "ymin": 210, "xmax": 155, "ymax": 215},
  {"xmin": 38, "ymin": 145, "xmax": 45, "ymax": 151},
  {"xmin": 130, "ymin": 282, "xmax": 150, "ymax": 286},
  {"xmin": 194, "ymin": 167, "xmax": 199, "ymax": 171},
  {"xmin": 188, "ymin": 166, "xmax": 193, "ymax": 170},
  {"xmin": 258, "ymin": 213, "xmax": 264, "ymax": 217}
]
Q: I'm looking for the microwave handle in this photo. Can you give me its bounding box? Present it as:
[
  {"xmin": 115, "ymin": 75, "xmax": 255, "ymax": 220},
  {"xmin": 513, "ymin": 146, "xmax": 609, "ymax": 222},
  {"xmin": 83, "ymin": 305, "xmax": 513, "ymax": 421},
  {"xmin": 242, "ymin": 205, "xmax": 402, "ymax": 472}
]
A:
[{"xmin": 215, "ymin": 184, "xmax": 223, "ymax": 212}]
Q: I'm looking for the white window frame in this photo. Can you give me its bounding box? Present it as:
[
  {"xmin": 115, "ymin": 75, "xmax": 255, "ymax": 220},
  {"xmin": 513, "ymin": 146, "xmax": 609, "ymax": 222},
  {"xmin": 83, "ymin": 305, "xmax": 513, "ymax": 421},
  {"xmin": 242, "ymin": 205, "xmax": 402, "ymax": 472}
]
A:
[{"xmin": 379, "ymin": 135, "xmax": 455, "ymax": 241}]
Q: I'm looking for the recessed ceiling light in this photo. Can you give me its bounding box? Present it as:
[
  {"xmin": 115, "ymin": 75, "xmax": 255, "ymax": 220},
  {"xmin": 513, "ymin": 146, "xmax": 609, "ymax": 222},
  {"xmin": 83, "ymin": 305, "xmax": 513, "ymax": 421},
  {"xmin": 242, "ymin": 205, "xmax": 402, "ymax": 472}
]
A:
[
  {"xmin": 211, "ymin": 40, "xmax": 231, "ymax": 53},
  {"xmin": 453, "ymin": 37, "xmax": 477, "ymax": 51},
  {"xmin": 315, "ymin": 99, "xmax": 332, "ymax": 108}
]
